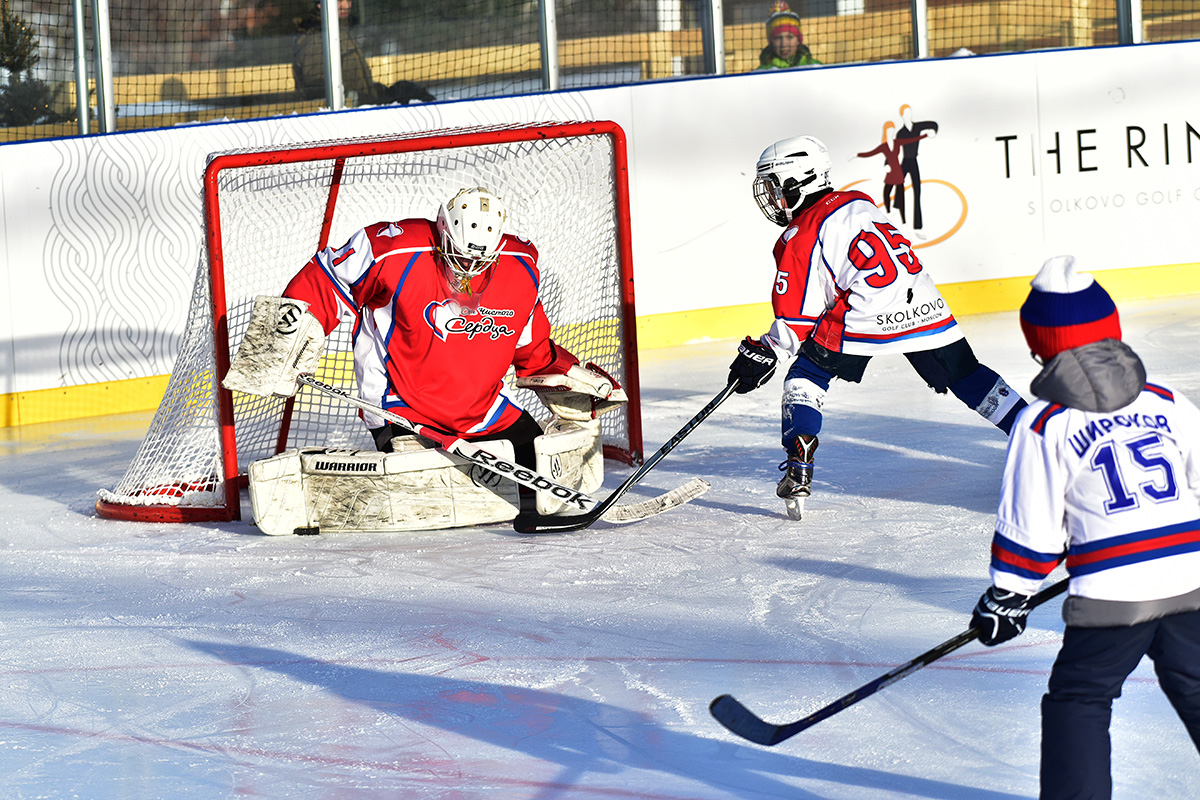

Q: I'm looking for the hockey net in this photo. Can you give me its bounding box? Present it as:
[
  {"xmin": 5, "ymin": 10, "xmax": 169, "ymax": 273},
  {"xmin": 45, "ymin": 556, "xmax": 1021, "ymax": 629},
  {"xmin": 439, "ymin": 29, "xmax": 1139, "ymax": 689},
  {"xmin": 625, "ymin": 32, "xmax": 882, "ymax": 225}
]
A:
[{"xmin": 97, "ymin": 121, "xmax": 641, "ymax": 522}]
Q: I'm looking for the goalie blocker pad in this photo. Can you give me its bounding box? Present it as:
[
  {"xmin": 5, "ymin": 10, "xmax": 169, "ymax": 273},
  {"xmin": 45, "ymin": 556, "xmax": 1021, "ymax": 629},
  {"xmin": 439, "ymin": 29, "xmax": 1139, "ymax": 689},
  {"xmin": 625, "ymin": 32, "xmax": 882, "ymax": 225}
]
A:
[
  {"xmin": 222, "ymin": 295, "xmax": 325, "ymax": 397},
  {"xmin": 248, "ymin": 419, "xmax": 603, "ymax": 535}
]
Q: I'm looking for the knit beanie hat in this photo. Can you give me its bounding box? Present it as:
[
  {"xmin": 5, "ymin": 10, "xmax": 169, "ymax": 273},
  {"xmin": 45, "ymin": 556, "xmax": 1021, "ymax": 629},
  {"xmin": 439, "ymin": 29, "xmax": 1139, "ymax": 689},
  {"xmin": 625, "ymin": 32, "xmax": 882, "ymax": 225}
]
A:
[
  {"xmin": 1019, "ymin": 255, "xmax": 1121, "ymax": 361},
  {"xmin": 766, "ymin": 1, "xmax": 803, "ymax": 41}
]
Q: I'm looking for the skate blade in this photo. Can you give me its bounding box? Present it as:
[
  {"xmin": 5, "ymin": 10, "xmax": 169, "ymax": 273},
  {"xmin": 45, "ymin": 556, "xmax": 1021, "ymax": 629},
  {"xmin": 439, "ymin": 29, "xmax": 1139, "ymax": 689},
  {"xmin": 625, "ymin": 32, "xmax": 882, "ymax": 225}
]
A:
[{"xmin": 784, "ymin": 496, "xmax": 805, "ymax": 520}]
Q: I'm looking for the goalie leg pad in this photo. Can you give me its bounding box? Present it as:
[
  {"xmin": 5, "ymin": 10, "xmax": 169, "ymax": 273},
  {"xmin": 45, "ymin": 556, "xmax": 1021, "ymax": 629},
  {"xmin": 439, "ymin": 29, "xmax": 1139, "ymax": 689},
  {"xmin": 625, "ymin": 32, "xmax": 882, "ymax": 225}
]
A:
[
  {"xmin": 248, "ymin": 449, "xmax": 310, "ymax": 535},
  {"xmin": 248, "ymin": 441, "xmax": 521, "ymax": 534},
  {"xmin": 533, "ymin": 418, "xmax": 604, "ymax": 515},
  {"xmin": 222, "ymin": 295, "xmax": 325, "ymax": 397}
]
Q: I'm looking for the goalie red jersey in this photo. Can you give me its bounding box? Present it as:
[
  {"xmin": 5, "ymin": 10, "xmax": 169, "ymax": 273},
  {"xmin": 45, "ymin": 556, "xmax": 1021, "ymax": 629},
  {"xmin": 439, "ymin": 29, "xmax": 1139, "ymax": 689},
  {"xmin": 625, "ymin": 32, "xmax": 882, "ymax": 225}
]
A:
[{"xmin": 283, "ymin": 217, "xmax": 576, "ymax": 437}]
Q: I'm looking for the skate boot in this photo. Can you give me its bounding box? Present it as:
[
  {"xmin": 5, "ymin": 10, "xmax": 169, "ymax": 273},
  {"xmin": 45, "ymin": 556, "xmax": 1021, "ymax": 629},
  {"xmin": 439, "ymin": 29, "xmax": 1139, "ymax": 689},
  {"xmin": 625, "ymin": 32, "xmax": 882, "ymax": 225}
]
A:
[{"xmin": 776, "ymin": 435, "xmax": 818, "ymax": 520}]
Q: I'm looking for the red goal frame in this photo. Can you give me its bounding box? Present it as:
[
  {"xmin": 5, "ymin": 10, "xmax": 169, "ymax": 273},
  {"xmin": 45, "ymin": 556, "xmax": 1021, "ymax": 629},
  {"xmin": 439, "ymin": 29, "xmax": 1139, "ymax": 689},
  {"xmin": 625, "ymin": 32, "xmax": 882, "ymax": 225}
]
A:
[{"xmin": 97, "ymin": 121, "xmax": 642, "ymax": 523}]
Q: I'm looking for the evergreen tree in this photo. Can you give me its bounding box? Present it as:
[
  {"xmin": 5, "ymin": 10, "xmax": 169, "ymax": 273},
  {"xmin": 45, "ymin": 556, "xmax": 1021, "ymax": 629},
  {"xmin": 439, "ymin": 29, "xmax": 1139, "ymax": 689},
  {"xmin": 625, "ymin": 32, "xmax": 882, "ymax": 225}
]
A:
[
  {"xmin": 0, "ymin": 0, "xmax": 39, "ymax": 79},
  {"xmin": 0, "ymin": 0, "xmax": 67, "ymax": 127}
]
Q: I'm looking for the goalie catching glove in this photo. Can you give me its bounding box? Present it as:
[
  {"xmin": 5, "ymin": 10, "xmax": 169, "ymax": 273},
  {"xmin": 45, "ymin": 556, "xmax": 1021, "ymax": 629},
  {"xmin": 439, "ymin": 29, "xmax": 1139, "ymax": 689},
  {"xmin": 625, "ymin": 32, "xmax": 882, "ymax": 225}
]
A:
[
  {"xmin": 222, "ymin": 295, "xmax": 326, "ymax": 397},
  {"xmin": 516, "ymin": 362, "xmax": 627, "ymax": 422}
]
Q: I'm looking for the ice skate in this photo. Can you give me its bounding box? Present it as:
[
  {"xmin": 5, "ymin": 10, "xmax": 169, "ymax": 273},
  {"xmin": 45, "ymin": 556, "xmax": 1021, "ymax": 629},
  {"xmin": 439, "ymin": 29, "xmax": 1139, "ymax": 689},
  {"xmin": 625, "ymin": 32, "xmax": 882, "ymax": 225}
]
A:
[{"xmin": 776, "ymin": 435, "xmax": 818, "ymax": 520}]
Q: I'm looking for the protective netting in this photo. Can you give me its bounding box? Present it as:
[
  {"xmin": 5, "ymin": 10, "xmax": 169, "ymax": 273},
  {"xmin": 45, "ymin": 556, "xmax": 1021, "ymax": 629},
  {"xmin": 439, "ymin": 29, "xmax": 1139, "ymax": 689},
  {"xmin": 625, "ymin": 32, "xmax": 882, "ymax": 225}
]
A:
[
  {"xmin": 98, "ymin": 121, "xmax": 637, "ymax": 520},
  {"xmin": 5, "ymin": 1, "xmax": 1195, "ymax": 143}
]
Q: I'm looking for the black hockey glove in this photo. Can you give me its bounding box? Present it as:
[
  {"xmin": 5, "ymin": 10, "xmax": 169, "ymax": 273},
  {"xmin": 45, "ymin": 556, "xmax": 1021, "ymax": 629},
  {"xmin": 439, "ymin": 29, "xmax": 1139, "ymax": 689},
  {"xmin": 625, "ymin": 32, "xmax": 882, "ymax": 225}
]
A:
[
  {"xmin": 728, "ymin": 336, "xmax": 778, "ymax": 394},
  {"xmin": 971, "ymin": 586, "xmax": 1034, "ymax": 646}
]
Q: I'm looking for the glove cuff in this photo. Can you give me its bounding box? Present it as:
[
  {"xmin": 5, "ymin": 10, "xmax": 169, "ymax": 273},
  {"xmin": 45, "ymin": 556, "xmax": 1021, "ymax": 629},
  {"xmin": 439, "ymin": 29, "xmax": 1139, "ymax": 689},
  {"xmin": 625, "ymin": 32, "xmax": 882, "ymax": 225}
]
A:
[{"xmin": 982, "ymin": 588, "xmax": 1034, "ymax": 614}]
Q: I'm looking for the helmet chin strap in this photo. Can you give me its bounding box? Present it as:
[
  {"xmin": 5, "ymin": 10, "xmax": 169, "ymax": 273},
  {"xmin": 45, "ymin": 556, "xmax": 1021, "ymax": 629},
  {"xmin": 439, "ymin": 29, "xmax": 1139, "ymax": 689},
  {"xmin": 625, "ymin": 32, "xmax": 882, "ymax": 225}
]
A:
[
  {"xmin": 437, "ymin": 249, "xmax": 493, "ymax": 296},
  {"xmin": 781, "ymin": 188, "xmax": 805, "ymax": 218},
  {"xmin": 769, "ymin": 178, "xmax": 809, "ymax": 223}
]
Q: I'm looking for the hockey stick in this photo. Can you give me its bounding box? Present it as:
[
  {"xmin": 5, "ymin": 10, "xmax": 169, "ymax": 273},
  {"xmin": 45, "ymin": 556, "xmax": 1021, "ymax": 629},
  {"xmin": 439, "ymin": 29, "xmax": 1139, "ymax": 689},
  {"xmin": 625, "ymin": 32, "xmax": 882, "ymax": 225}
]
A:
[
  {"xmin": 709, "ymin": 578, "xmax": 1069, "ymax": 746},
  {"xmin": 297, "ymin": 374, "xmax": 704, "ymax": 522},
  {"xmin": 512, "ymin": 380, "xmax": 739, "ymax": 533}
]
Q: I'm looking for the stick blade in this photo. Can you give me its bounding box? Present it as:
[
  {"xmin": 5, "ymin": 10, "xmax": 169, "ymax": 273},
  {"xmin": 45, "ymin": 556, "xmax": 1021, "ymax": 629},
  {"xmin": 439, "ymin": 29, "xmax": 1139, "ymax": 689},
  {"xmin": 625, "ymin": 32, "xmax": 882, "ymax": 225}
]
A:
[
  {"xmin": 601, "ymin": 478, "xmax": 710, "ymax": 523},
  {"xmin": 512, "ymin": 509, "xmax": 595, "ymax": 534},
  {"xmin": 513, "ymin": 479, "xmax": 710, "ymax": 534},
  {"xmin": 709, "ymin": 694, "xmax": 790, "ymax": 746}
]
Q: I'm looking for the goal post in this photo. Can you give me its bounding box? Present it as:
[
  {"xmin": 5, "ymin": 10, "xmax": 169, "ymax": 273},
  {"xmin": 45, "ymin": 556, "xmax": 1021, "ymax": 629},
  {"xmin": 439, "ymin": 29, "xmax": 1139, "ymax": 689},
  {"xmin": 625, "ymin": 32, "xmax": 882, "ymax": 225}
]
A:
[{"xmin": 97, "ymin": 120, "xmax": 643, "ymax": 523}]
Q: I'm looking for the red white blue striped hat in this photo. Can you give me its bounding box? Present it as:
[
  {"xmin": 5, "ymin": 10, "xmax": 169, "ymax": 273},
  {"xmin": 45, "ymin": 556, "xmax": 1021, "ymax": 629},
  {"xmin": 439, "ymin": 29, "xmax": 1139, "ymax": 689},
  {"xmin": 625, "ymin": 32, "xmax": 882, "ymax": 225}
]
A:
[{"xmin": 1019, "ymin": 255, "xmax": 1121, "ymax": 361}]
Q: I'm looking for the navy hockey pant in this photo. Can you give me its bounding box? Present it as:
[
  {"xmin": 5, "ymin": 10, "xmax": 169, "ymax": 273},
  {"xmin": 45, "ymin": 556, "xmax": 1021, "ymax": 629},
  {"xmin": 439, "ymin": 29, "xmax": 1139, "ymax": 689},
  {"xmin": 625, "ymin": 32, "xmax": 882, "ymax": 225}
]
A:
[
  {"xmin": 1041, "ymin": 608, "xmax": 1200, "ymax": 799},
  {"xmin": 783, "ymin": 338, "xmax": 1026, "ymax": 447}
]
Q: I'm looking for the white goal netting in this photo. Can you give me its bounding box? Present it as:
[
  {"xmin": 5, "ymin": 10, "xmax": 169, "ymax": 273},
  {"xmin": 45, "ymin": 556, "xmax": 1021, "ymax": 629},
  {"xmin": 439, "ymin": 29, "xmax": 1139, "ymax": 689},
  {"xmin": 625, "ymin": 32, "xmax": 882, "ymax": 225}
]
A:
[{"xmin": 98, "ymin": 121, "xmax": 640, "ymax": 522}]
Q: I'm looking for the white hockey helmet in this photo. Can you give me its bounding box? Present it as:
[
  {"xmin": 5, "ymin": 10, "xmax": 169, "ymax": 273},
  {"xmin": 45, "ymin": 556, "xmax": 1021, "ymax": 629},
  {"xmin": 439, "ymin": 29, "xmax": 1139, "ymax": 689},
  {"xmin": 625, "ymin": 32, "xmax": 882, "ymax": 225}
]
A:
[
  {"xmin": 752, "ymin": 135, "xmax": 833, "ymax": 226},
  {"xmin": 435, "ymin": 186, "xmax": 508, "ymax": 293}
]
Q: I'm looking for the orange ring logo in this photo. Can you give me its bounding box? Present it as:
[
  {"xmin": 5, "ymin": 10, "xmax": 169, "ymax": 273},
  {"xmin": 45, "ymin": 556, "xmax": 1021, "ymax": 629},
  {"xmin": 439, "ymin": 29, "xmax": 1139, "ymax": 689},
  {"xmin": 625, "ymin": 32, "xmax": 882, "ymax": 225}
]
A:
[{"xmin": 840, "ymin": 179, "xmax": 968, "ymax": 249}]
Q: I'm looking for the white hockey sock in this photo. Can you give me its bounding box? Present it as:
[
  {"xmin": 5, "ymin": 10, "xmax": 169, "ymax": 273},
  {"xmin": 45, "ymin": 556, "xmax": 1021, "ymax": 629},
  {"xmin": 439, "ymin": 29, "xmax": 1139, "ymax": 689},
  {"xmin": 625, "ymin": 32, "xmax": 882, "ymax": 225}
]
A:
[
  {"xmin": 782, "ymin": 377, "xmax": 827, "ymax": 441},
  {"xmin": 975, "ymin": 376, "xmax": 1023, "ymax": 427}
]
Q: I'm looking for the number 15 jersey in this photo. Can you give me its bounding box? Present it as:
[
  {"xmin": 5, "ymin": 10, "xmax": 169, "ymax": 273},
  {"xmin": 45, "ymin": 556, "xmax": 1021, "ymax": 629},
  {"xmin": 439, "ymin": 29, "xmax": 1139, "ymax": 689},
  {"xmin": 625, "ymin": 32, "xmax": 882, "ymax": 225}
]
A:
[{"xmin": 991, "ymin": 382, "xmax": 1200, "ymax": 607}]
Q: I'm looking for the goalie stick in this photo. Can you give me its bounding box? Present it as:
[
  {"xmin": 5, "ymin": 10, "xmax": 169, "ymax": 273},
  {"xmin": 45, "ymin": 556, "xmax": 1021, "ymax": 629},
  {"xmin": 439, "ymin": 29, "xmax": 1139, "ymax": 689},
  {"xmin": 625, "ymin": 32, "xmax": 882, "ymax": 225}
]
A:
[
  {"xmin": 709, "ymin": 578, "xmax": 1069, "ymax": 746},
  {"xmin": 513, "ymin": 380, "xmax": 739, "ymax": 534},
  {"xmin": 296, "ymin": 374, "xmax": 704, "ymax": 523}
]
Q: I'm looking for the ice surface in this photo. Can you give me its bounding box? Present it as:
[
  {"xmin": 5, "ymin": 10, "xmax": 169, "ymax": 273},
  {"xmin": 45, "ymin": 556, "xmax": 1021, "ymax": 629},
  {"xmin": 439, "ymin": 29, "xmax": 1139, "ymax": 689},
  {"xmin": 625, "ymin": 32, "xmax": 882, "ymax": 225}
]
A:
[{"xmin": 2, "ymin": 298, "xmax": 1198, "ymax": 799}]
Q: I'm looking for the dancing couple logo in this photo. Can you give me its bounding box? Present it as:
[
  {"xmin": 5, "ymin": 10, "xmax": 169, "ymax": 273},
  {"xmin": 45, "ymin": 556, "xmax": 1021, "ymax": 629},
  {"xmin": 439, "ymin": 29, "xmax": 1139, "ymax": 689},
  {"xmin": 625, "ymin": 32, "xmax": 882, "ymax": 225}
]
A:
[{"xmin": 843, "ymin": 104, "xmax": 967, "ymax": 248}]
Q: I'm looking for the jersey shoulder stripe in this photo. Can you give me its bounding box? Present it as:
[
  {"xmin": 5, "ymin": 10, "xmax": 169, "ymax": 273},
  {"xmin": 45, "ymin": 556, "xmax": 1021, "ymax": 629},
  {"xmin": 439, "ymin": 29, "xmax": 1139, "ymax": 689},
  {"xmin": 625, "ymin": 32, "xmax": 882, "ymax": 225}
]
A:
[
  {"xmin": 375, "ymin": 244, "xmax": 435, "ymax": 260},
  {"xmin": 1030, "ymin": 402, "xmax": 1068, "ymax": 435},
  {"xmin": 393, "ymin": 251, "xmax": 422, "ymax": 295},
  {"xmin": 1145, "ymin": 382, "xmax": 1175, "ymax": 402},
  {"xmin": 510, "ymin": 254, "xmax": 539, "ymax": 290},
  {"xmin": 314, "ymin": 258, "xmax": 358, "ymax": 311}
]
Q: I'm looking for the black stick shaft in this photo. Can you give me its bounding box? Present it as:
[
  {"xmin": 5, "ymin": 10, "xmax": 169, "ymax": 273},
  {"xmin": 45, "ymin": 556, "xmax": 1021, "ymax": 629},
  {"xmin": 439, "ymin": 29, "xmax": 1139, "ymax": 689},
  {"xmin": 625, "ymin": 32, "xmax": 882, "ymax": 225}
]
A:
[
  {"xmin": 513, "ymin": 381, "xmax": 739, "ymax": 533},
  {"xmin": 710, "ymin": 578, "xmax": 1069, "ymax": 745}
]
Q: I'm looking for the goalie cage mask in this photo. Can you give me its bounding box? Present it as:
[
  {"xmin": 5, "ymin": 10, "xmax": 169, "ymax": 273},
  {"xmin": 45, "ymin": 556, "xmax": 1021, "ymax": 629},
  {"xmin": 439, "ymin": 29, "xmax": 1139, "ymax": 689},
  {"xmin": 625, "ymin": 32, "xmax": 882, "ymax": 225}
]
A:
[{"xmin": 435, "ymin": 187, "xmax": 508, "ymax": 294}]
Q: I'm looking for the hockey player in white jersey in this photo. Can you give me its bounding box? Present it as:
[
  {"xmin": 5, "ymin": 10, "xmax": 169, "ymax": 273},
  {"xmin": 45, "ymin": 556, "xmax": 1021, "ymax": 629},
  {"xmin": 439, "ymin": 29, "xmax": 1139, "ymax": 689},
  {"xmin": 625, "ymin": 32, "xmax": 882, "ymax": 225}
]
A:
[
  {"xmin": 728, "ymin": 135, "xmax": 1027, "ymax": 518},
  {"xmin": 970, "ymin": 255, "xmax": 1200, "ymax": 799}
]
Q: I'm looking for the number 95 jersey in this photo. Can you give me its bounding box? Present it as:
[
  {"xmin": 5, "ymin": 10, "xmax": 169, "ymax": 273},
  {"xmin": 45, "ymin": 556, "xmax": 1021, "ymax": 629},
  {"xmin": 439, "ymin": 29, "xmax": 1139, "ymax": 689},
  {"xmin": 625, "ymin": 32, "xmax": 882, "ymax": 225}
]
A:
[{"xmin": 762, "ymin": 190, "xmax": 964, "ymax": 358}]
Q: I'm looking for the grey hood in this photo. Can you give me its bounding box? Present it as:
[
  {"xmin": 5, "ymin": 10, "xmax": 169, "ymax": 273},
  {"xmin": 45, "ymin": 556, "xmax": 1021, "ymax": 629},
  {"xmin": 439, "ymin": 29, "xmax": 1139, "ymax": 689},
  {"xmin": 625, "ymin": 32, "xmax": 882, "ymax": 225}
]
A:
[{"xmin": 1029, "ymin": 338, "xmax": 1147, "ymax": 412}]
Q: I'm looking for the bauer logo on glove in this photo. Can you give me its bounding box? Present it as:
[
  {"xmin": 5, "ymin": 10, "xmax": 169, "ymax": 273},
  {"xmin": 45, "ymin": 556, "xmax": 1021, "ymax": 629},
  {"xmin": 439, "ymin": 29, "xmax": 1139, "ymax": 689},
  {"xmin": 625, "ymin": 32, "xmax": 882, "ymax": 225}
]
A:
[
  {"xmin": 728, "ymin": 336, "xmax": 778, "ymax": 394},
  {"xmin": 971, "ymin": 585, "xmax": 1034, "ymax": 646}
]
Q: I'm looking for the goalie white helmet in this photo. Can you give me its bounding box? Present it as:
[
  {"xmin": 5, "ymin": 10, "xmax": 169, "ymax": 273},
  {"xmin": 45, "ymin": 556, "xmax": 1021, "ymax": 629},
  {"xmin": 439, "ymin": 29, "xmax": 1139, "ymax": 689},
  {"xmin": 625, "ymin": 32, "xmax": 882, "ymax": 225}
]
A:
[
  {"xmin": 435, "ymin": 187, "xmax": 508, "ymax": 293},
  {"xmin": 753, "ymin": 135, "xmax": 833, "ymax": 226}
]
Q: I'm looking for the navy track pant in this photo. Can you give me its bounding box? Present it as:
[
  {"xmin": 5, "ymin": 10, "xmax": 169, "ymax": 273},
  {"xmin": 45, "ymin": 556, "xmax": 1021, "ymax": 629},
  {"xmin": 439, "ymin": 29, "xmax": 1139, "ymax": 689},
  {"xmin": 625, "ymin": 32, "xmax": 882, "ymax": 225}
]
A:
[{"xmin": 1040, "ymin": 608, "xmax": 1200, "ymax": 799}]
